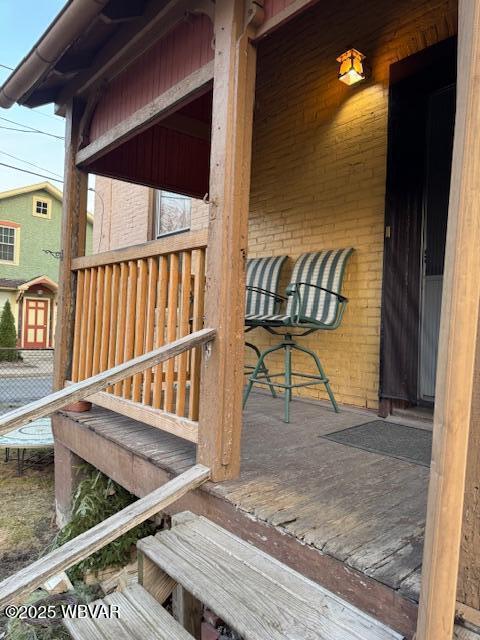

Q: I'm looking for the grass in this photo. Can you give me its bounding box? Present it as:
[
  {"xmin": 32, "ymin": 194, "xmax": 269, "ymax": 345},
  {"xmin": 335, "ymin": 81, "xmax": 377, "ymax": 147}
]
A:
[
  {"xmin": 0, "ymin": 457, "xmax": 56, "ymax": 635},
  {"xmin": 0, "ymin": 460, "xmax": 56, "ymax": 579}
]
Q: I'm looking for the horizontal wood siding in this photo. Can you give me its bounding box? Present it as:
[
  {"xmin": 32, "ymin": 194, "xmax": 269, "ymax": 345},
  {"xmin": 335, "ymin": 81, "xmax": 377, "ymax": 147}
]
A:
[
  {"xmin": 71, "ymin": 244, "xmax": 207, "ymax": 425},
  {"xmin": 89, "ymin": 14, "xmax": 214, "ymax": 142}
]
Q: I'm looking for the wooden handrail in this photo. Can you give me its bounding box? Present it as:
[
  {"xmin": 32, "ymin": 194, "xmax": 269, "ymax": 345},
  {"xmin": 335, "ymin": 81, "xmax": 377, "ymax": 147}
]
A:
[
  {"xmin": 0, "ymin": 328, "xmax": 215, "ymax": 436},
  {"xmin": 0, "ymin": 464, "xmax": 211, "ymax": 607},
  {"xmin": 71, "ymin": 228, "xmax": 208, "ymax": 271}
]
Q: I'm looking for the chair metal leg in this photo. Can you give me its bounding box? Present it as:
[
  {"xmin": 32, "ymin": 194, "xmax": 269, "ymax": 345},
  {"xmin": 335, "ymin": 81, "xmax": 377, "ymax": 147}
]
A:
[
  {"xmin": 245, "ymin": 342, "xmax": 277, "ymax": 398},
  {"xmin": 243, "ymin": 342, "xmax": 285, "ymax": 408},
  {"xmin": 284, "ymin": 342, "xmax": 292, "ymax": 423},
  {"xmin": 293, "ymin": 343, "xmax": 340, "ymax": 413}
]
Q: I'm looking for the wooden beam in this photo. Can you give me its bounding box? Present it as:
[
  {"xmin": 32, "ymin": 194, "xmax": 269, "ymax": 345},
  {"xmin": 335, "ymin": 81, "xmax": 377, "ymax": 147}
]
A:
[
  {"xmin": 54, "ymin": 53, "xmax": 94, "ymax": 75},
  {"xmin": 99, "ymin": 1, "xmax": 146, "ymax": 24},
  {"xmin": 197, "ymin": 0, "xmax": 257, "ymax": 481},
  {"xmin": 253, "ymin": 0, "xmax": 319, "ymax": 40},
  {"xmin": 53, "ymin": 99, "xmax": 88, "ymax": 391},
  {"xmin": 161, "ymin": 112, "xmax": 211, "ymax": 141},
  {"xmin": 57, "ymin": 0, "xmax": 214, "ymax": 108},
  {"xmin": 71, "ymin": 229, "xmax": 208, "ymax": 270},
  {"xmin": 416, "ymin": 2, "xmax": 480, "ymax": 638},
  {"xmin": 0, "ymin": 464, "xmax": 210, "ymax": 607},
  {"xmin": 86, "ymin": 391, "xmax": 199, "ymax": 443},
  {"xmin": 76, "ymin": 61, "xmax": 214, "ymax": 167},
  {"xmin": 0, "ymin": 328, "xmax": 215, "ymax": 436}
]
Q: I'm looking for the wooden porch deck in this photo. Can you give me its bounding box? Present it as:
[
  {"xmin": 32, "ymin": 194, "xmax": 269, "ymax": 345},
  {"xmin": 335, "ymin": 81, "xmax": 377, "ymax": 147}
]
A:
[{"xmin": 54, "ymin": 392, "xmax": 430, "ymax": 638}]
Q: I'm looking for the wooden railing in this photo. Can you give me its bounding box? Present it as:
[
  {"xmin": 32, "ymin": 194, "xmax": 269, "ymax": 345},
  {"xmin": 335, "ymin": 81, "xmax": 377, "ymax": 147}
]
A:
[
  {"xmin": 69, "ymin": 230, "xmax": 207, "ymax": 442},
  {"xmin": 0, "ymin": 464, "xmax": 210, "ymax": 607},
  {"xmin": 0, "ymin": 329, "xmax": 215, "ymax": 439}
]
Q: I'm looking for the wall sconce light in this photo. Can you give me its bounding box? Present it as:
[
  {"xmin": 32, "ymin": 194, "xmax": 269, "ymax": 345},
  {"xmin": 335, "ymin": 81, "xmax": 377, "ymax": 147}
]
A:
[{"xmin": 337, "ymin": 49, "xmax": 366, "ymax": 86}]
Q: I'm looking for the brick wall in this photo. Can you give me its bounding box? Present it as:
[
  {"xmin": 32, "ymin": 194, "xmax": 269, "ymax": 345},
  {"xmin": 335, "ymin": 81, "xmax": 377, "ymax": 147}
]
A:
[
  {"xmin": 93, "ymin": 176, "xmax": 209, "ymax": 253},
  {"xmin": 93, "ymin": 177, "xmax": 151, "ymax": 252},
  {"xmin": 246, "ymin": 0, "xmax": 457, "ymax": 410}
]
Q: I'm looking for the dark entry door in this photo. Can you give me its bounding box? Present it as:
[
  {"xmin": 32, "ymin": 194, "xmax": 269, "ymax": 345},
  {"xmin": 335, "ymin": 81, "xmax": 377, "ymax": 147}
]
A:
[{"xmin": 380, "ymin": 38, "xmax": 456, "ymax": 407}]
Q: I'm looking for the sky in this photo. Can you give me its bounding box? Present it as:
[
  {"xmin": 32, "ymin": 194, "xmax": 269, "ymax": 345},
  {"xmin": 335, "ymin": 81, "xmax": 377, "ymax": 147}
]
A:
[{"xmin": 0, "ymin": 1, "xmax": 94, "ymax": 207}]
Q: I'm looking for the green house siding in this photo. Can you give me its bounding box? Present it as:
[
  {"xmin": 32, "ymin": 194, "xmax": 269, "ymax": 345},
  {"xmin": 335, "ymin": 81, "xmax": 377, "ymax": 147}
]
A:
[{"xmin": 0, "ymin": 189, "xmax": 92, "ymax": 284}]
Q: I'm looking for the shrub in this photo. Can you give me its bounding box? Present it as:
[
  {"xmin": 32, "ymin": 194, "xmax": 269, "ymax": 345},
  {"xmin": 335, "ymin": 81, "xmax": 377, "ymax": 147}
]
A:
[
  {"xmin": 0, "ymin": 300, "xmax": 19, "ymax": 362},
  {"xmin": 49, "ymin": 466, "xmax": 157, "ymax": 581}
]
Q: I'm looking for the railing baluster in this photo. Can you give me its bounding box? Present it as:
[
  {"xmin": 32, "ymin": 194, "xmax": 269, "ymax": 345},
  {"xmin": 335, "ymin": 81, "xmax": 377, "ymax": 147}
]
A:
[
  {"xmin": 153, "ymin": 255, "xmax": 168, "ymax": 409},
  {"xmin": 71, "ymin": 270, "xmax": 85, "ymax": 383},
  {"xmin": 176, "ymin": 250, "xmax": 192, "ymax": 417},
  {"xmin": 123, "ymin": 260, "xmax": 138, "ymax": 398},
  {"xmin": 142, "ymin": 257, "xmax": 158, "ymax": 405},
  {"xmin": 84, "ymin": 267, "xmax": 97, "ymax": 379},
  {"xmin": 92, "ymin": 265, "xmax": 105, "ymax": 376},
  {"xmin": 107, "ymin": 264, "xmax": 119, "ymax": 393},
  {"xmin": 132, "ymin": 259, "xmax": 148, "ymax": 402},
  {"xmin": 100, "ymin": 265, "xmax": 113, "ymax": 373},
  {"xmin": 113, "ymin": 263, "xmax": 128, "ymax": 395},
  {"xmin": 78, "ymin": 269, "xmax": 91, "ymax": 381},
  {"xmin": 189, "ymin": 248, "xmax": 206, "ymax": 420},
  {"xmin": 165, "ymin": 253, "xmax": 179, "ymax": 412}
]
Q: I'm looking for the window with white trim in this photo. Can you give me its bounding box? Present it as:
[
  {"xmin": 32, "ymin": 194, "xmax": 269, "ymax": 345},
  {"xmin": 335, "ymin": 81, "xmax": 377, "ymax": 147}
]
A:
[
  {"xmin": 0, "ymin": 225, "xmax": 16, "ymax": 262},
  {"xmin": 32, "ymin": 196, "xmax": 51, "ymax": 219},
  {"xmin": 154, "ymin": 190, "xmax": 191, "ymax": 237}
]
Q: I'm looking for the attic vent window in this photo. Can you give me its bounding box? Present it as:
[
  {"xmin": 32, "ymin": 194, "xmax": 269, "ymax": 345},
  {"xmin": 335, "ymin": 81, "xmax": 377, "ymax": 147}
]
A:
[{"xmin": 32, "ymin": 196, "xmax": 52, "ymax": 219}]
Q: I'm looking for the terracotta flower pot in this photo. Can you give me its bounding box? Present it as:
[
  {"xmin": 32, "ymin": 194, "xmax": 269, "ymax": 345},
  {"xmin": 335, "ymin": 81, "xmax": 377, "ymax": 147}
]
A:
[{"xmin": 64, "ymin": 400, "xmax": 92, "ymax": 413}]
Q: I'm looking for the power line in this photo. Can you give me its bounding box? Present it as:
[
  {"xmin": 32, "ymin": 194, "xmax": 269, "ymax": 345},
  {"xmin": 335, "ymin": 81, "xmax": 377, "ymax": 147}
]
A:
[
  {"xmin": 0, "ymin": 63, "xmax": 14, "ymax": 71},
  {"xmin": 0, "ymin": 124, "xmax": 35, "ymax": 133},
  {"xmin": 0, "ymin": 161, "xmax": 98, "ymax": 195},
  {"xmin": 0, "ymin": 150, "xmax": 63, "ymax": 178},
  {"xmin": 0, "ymin": 116, "xmax": 64, "ymax": 140},
  {"xmin": 0, "ymin": 161, "xmax": 64, "ymax": 183}
]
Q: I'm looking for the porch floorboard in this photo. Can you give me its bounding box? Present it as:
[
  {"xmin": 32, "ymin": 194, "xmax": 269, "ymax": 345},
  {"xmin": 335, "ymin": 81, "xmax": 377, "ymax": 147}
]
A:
[{"xmin": 65, "ymin": 392, "xmax": 428, "ymax": 605}]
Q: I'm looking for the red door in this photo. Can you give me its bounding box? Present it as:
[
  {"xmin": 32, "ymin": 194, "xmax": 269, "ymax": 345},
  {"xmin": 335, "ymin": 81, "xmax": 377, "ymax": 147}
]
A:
[{"xmin": 24, "ymin": 299, "xmax": 49, "ymax": 348}]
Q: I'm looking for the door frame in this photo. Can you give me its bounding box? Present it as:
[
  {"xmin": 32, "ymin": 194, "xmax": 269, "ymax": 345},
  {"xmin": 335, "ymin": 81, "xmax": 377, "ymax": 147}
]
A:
[{"xmin": 22, "ymin": 296, "xmax": 51, "ymax": 349}]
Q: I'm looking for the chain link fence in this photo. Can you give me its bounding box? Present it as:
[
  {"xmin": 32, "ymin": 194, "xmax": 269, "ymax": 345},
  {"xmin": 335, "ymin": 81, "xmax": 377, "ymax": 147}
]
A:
[{"xmin": 0, "ymin": 348, "xmax": 54, "ymax": 415}]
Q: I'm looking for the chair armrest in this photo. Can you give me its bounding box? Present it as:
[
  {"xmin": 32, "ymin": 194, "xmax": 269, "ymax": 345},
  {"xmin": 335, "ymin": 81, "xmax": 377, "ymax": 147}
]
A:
[
  {"xmin": 246, "ymin": 285, "xmax": 286, "ymax": 304},
  {"xmin": 286, "ymin": 282, "xmax": 348, "ymax": 303}
]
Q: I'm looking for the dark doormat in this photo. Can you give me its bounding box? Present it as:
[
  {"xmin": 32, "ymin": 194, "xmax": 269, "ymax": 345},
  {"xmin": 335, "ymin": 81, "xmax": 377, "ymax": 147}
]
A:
[{"xmin": 322, "ymin": 420, "xmax": 432, "ymax": 467}]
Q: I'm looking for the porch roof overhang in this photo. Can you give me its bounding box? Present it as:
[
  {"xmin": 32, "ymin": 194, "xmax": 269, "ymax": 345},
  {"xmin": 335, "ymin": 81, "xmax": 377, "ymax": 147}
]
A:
[
  {"xmin": 0, "ymin": 0, "xmax": 323, "ymax": 112},
  {"xmin": 0, "ymin": 0, "xmax": 112, "ymax": 109},
  {"xmin": 17, "ymin": 275, "xmax": 58, "ymax": 293}
]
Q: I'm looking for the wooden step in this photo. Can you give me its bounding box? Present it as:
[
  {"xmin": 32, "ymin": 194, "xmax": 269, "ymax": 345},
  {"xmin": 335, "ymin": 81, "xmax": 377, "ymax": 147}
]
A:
[
  {"xmin": 63, "ymin": 582, "xmax": 194, "ymax": 639},
  {"xmin": 455, "ymin": 628, "xmax": 480, "ymax": 639},
  {"xmin": 138, "ymin": 511, "xmax": 405, "ymax": 640}
]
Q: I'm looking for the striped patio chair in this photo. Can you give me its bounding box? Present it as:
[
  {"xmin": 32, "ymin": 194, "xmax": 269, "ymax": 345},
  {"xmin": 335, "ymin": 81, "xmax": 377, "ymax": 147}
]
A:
[
  {"xmin": 244, "ymin": 248, "xmax": 353, "ymax": 422},
  {"xmin": 245, "ymin": 256, "xmax": 287, "ymax": 398}
]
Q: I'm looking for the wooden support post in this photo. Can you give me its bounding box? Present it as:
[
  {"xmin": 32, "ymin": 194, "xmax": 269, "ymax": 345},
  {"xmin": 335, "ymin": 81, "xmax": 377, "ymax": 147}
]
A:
[
  {"xmin": 197, "ymin": 0, "xmax": 258, "ymax": 481},
  {"xmin": 138, "ymin": 551, "xmax": 177, "ymax": 604},
  {"xmin": 53, "ymin": 99, "xmax": 88, "ymax": 391},
  {"xmin": 172, "ymin": 585, "xmax": 202, "ymax": 639},
  {"xmin": 53, "ymin": 438, "xmax": 86, "ymax": 528},
  {"xmin": 416, "ymin": 2, "xmax": 480, "ymax": 638},
  {"xmin": 457, "ymin": 316, "xmax": 480, "ymax": 612}
]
